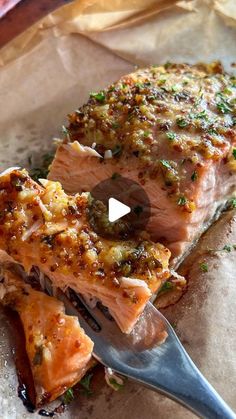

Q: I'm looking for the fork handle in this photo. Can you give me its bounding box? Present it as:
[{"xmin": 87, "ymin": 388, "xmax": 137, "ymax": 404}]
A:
[
  {"xmin": 133, "ymin": 350, "xmax": 236, "ymax": 419},
  {"xmin": 154, "ymin": 363, "xmax": 235, "ymax": 418}
]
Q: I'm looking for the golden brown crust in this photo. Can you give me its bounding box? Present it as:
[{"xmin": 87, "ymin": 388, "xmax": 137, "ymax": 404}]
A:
[{"xmin": 66, "ymin": 63, "xmax": 236, "ymax": 210}]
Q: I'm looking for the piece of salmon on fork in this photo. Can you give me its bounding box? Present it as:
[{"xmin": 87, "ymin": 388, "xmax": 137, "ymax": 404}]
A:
[
  {"xmin": 0, "ymin": 168, "xmax": 171, "ymax": 334},
  {"xmin": 0, "ymin": 265, "xmax": 94, "ymax": 407}
]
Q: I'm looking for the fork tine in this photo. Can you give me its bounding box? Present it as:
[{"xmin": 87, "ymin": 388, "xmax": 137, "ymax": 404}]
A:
[
  {"xmin": 54, "ymin": 287, "xmax": 106, "ymax": 341},
  {"xmin": 67, "ymin": 289, "xmax": 115, "ymax": 329}
]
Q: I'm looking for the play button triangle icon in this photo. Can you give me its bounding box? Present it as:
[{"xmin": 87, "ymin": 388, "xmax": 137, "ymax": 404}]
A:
[{"xmin": 108, "ymin": 197, "xmax": 131, "ymax": 222}]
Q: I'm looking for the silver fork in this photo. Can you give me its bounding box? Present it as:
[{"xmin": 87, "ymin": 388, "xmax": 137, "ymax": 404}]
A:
[{"xmin": 53, "ymin": 287, "xmax": 235, "ymax": 419}]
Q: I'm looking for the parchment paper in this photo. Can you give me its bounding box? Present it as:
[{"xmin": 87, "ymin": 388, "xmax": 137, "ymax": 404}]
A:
[{"xmin": 0, "ymin": 1, "xmax": 236, "ymax": 418}]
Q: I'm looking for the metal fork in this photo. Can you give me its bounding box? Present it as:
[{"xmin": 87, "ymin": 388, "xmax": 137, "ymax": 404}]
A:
[{"xmin": 52, "ymin": 287, "xmax": 235, "ymax": 419}]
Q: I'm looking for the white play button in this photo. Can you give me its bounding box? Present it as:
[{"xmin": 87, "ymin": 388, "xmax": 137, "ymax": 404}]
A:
[{"xmin": 108, "ymin": 197, "xmax": 131, "ymax": 222}]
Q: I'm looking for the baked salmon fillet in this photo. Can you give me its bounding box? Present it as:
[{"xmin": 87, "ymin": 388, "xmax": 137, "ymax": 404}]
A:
[
  {"xmin": 0, "ymin": 266, "xmax": 93, "ymax": 406},
  {"xmin": 0, "ymin": 169, "xmax": 170, "ymax": 333},
  {"xmin": 49, "ymin": 62, "xmax": 236, "ymax": 258}
]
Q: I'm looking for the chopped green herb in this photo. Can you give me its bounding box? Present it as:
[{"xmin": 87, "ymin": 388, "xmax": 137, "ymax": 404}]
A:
[
  {"xmin": 143, "ymin": 130, "xmax": 150, "ymax": 138},
  {"xmin": 29, "ymin": 152, "xmax": 54, "ymax": 181},
  {"xmin": 109, "ymin": 378, "xmax": 124, "ymax": 391},
  {"xmin": 229, "ymin": 198, "xmax": 236, "ymax": 208},
  {"xmin": 217, "ymin": 101, "xmax": 232, "ymax": 114},
  {"xmin": 223, "ymin": 87, "xmax": 232, "ymax": 95},
  {"xmin": 171, "ymin": 85, "xmax": 179, "ymax": 92},
  {"xmin": 62, "ymin": 388, "xmax": 74, "ymax": 405},
  {"xmin": 200, "ymin": 262, "xmax": 208, "ymax": 272},
  {"xmin": 133, "ymin": 205, "xmax": 143, "ymax": 216},
  {"xmin": 191, "ymin": 171, "xmax": 198, "ymax": 182},
  {"xmin": 62, "ymin": 125, "xmax": 70, "ymax": 139},
  {"xmin": 195, "ymin": 110, "xmax": 208, "ymax": 119},
  {"xmin": 177, "ymin": 196, "xmax": 187, "ymax": 206},
  {"xmin": 176, "ymin": 117, "xmax": 188, "ymax": 128},
  {"xmin": 232, "ymin": 148, "xmax": 236, "ymax": 159},
  {"xmin": 160, "ymin": 159, "xmax": 172, "ymax": 170},
  {"xmin": 80, "ymin": 373, "xmax": 93, "ymax": 396},
  {"xmin": 208, "ymin": 128, "xmax": 218, "ymax": 135},
  {"xmin": 135, "ymin": 83, "xmax": 144, "ymax": 89},
  {"xmin": 90, "ymin": 91, "xmax": 106, "ymax": 103},
  {"xmin": 30, "ymin": 168, "xmax": 47, "ymax": 181},
  {"xmin": 194, "ymin": 91, "xmax": 203, "ymax": 107},
  {"xmin": 158, "ymin": 78, "xmax": 166, "ymax": 85},
  {"xmin": 223, "ymin": 245, "xmax": 232, "ymax": 252},
  {"xmin": 166, "ymin": 132, "xmax": 176, "ymax": 141},
  {"xmin": 158, "ymin": 281, "xmax": 173, "ymax": 295},
  {"xmin": 207, "ymin": 244, "xmax": 236, "ymax": 253},
  {"xmin": 164, "ymin": 61, "xmax": 172, "ymax": 69},
  {"xmin": 112, "ymin": 122, "xmax": 120, "ymax": 129}
]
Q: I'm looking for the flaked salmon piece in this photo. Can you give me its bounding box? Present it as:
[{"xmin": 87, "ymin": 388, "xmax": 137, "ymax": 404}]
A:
[
  {"xmin": 0, "ymin": 169, "xmax": 170, "ymax": 333},
  {"xmin": 49, "ymin": 63, "xmax": 236, "ymax": 258},
  {"xmin": 0, "ymin": 266, "xmax": 93, "ymax": 406}
]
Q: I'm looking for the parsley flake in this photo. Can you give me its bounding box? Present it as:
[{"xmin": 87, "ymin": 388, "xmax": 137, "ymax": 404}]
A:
[
  {"xmin": 208, "ymin": 128, "xmax": 218, "ymax": 135},
  {"xmin": 195, "ymin": 110, "xmax": 208, "ymax": 119},
  {"xmin": 90, "ymin": 91, "xmax": 105, "ymax": 103},
  {"xmin": 200, "ymin": 262, "xmax": 208, "ymax": 272},
  {"xmin": 166, "ymin": 132, "xmax": 176, "ymax": 141},
  {"xmin": 160, "ymin": 159, "xmax": 172, "ymax": 170},
  {"xmin": 112, "ymin": 122, "xmax": 120, "ymax": 129},
  {"xmin": 143, "ymin": 130, "xmax": 150, "ymax": 138},
  {"xmin": 232, "ymin": 148, "xmax": 236, "ymax": 159},
  {"xmin": 158, "ymin": 78, "xmax": 166, "ymax": 85},
  {"xmin": 80, "ymin": 373, "xmax": 93, "ymax": 397},
  {"xmin": 164, "ymin": 61, "xmax": 172, "ymax": 69},
  {"xmin": 177, "ymin": 196, "xmax": 187, "ymax": 206},
  {"xmin": 171, "ymin": 85, "xmax": 179, "ymax": 92},
  {"xmin": 229, "ymin": 198, "xmax": 236, "ymax": 208},
  {"xmin": 62, "ymin": 125, "xmax": 70, "ymax": 140},
  {"xmin": 62, "ymin": 388, "xmax": 74, "ymax": 405},
  {"xmin": 158, "ymin": 281, "xmax": 173, "ymax": 295},
  {"xmin": 135, "ymin": 82, "xmax": 144, "ymax": 89},
  {"xmin": 217, "ymin": 101, "xmax": 232, "ymax": 114},
  {"xmin": 29, "ymin": 152, "xmax": 54, "ymax": 181},
  {"xmin": 223, "ymin": 245, "xmax": 232, "ymax": 252},
  {"xmin": 176, "ymin": 118, "xmax": 188, "ymax": 128},
  {"xmin": 109, "ymin": 378, "xmax": 124, "ymax": 391}
]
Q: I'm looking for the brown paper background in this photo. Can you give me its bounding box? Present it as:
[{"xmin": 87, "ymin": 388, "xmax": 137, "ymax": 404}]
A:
[{"xmin": 0, "ymin": 0, "xmax": 236, "ymax": 418}]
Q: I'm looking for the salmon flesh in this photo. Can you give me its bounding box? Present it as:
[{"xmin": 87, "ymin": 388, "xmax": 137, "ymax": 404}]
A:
[
  {"xmin": 49, "ymin": 63, "xmax": 236, "ymax": 257},
  {"xmin": 0, "ymin": 169, "xmax": 170, "ymax": 333}
]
